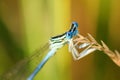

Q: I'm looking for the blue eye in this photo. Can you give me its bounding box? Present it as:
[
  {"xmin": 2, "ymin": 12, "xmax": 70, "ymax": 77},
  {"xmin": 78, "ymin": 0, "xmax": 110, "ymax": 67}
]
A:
[
  {"xmin": 66, "ymin": 22, "xmax": 79, "ymax": 39},
  {"xmin": 66, "ymin": 32, "xmax": 72, "ymax": 39},
  {"xmin": 72, "ymin": 22, "xmax": 78, "ymax": 27}
]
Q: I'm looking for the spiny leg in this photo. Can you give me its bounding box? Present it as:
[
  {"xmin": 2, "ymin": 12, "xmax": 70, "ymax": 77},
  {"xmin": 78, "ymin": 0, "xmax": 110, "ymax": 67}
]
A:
[{"xmin": 69, "ymin": 39, "xmax": 97, "ymax": 60}]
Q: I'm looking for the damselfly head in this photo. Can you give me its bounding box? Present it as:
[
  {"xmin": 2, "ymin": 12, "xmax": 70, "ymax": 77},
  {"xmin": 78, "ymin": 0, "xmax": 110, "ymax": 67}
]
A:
[{"xmin": 66, "ymin": 22, "xmax": 79, "ymax": 39}]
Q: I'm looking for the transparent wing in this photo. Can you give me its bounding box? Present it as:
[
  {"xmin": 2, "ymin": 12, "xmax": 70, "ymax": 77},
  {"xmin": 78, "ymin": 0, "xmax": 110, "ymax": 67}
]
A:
[{"xmin": 1, "ymin": 43, "xmax": 49, "ymax": 80}]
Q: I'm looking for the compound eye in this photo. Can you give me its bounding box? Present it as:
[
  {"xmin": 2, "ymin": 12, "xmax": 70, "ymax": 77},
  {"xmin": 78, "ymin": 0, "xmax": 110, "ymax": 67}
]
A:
[
  {"xmin": 68, "ymin": 32, "xmax": 70, "ymax": 36},
  {"xmin": 66, "ymin": 32, "xmax": 72, "ymax": 39},
  {"xmin": 67, "ymin": 32, "xmax": 71, "ymax": 36},
  {"xmin": 72, "ymin": 22, "xmax": 78, "ymax": 27}
]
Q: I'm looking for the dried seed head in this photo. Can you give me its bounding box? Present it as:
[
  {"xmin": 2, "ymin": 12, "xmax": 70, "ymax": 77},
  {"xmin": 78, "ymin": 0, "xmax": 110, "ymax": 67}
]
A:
[{"xmin": 73, "ymin": 33, "xmax": 120, "ymax": 67}]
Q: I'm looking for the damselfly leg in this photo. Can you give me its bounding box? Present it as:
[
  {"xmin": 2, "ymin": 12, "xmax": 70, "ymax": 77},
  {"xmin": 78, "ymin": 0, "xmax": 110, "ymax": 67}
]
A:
[
  {"xmin": 69, "ymin": 33, "xmax": 106, "ymax": 60},
  {"xmin": 69, "ymin": 33, "xmax": 120, "ymax": 66},
  {"xmin": 68, "ymin": 36, "xmax": 96, "ymax": 60}
]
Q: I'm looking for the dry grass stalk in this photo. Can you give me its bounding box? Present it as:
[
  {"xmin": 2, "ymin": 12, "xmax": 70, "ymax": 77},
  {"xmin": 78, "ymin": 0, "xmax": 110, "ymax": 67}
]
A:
[{"xmin": 73, "ymin": 33, "xmax": 120, "ymax": 67}]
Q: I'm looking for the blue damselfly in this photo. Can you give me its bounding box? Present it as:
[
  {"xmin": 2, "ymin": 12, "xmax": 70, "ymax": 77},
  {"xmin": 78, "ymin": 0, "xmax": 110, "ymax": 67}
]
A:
[{"xmin": 1, "ymin": 22, "xmax": 81, "ymax": 80}]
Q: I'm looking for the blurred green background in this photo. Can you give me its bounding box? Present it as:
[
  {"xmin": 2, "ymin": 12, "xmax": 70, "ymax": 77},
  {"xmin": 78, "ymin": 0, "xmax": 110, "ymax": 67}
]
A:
[{"xmin": 0, "ymin": 0, "xmax": 120, "ymax": 80}]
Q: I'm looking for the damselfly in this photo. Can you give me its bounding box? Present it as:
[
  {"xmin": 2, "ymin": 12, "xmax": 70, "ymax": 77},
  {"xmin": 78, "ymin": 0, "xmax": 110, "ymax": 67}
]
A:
[
  {"xmin": 1, "ymin": 22, "xmax": 81, "ymax": 80},
  {"xmin": 1, "ymin": 22, "xmax": 120, "ymax": 80},
  {"xmin": 27, "ymin": 22, "xmax": 79, "ymax": 80}
]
